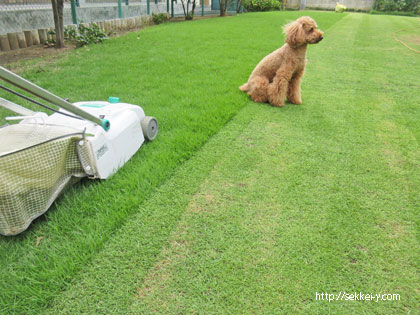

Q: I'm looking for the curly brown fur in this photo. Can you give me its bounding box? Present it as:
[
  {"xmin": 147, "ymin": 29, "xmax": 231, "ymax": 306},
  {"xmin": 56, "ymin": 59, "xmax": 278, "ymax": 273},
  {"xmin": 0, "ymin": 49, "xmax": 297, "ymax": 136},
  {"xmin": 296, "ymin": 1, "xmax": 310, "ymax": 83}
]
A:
[{"xmin": 239, "ymin": 16, "xmax": 323, "ymax": 107}]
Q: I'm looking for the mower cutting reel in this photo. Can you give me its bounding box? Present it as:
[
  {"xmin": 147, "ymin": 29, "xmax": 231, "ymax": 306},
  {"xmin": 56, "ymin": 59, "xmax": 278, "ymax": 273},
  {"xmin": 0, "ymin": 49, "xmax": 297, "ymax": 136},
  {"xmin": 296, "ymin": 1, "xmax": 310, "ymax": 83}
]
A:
[{"xmin": 0, "ymin": 66, "xmax": 158, "ymax": 235}]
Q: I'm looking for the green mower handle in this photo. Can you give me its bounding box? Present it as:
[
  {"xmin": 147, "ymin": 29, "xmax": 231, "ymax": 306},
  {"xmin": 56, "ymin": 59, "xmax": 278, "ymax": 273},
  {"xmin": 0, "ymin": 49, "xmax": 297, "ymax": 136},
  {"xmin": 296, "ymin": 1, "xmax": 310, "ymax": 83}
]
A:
[{"xmin": 0, "ymin": 66, "xmax": 110, "ymax": 131}]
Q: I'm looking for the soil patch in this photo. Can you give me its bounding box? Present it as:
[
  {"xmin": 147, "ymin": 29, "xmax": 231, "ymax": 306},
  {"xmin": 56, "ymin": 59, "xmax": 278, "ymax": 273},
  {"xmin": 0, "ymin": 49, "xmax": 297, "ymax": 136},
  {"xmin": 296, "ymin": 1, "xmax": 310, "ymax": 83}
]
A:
[
  {"xmin": 0, "ymin": 44, "xmax": 75, "ymax": 69},
  {"xmin": 401, "ymin": 34, "xmax": 420, "ymax": 45}
]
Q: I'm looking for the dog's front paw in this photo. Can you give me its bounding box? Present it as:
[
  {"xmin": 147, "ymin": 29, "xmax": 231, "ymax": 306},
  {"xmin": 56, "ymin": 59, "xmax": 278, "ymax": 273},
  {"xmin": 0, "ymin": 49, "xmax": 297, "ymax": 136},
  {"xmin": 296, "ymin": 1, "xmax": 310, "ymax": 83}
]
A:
[
  {"xmin": 288, "ymin": 97, "xmax": 302, "ymax": 105},
  {"xmin": 268, "ymin": 86, "xmax": 285, "ymax": 107},
  {"xmin": 250, "ymin": 93, "xmax": 268, "ymax": 103},
  {"xmin": 268, "ymin": 94, "xmax": 285, "ymax": 107},
  {"xmin": 270, "ymin": 100, "xmax": 285, "ymax": 107}
]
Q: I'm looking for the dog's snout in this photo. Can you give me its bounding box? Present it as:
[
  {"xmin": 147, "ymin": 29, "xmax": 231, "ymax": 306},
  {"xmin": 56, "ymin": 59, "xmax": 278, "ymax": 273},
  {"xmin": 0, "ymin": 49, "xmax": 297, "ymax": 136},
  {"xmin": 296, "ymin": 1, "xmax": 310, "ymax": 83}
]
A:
[{"xmin": 315, "ymin": 34, "xmax": 323, "ymax": 43}]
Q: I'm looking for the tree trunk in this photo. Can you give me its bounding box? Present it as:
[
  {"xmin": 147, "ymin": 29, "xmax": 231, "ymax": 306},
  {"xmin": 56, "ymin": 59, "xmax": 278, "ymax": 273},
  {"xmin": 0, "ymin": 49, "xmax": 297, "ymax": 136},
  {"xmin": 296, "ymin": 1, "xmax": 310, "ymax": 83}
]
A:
[
  {"xmin": 180, "ymin": 0, "xmax": 187, "ymax": 19},
  {"xmin": 219, "ymin": 0, "xmax": 227, "ymax": 16},
  {"xmin": 191, "ymin": 0, "xmax": 196, "ymax": 19},
  {"xmin": 51, "ymin": 0, "xmax": 65, "ymax": 48},
  {"xmin": 236, "ymin": 0, "xmax": 241, "ymax": 12}
]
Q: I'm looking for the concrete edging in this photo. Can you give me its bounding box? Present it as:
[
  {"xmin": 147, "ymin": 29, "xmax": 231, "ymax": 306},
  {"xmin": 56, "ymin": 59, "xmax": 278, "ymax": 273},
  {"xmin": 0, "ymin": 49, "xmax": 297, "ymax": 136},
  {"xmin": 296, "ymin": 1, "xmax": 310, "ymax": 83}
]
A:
[{"xmin": 0, "ymin": 15, "xmax": 152, "ymax": 52}]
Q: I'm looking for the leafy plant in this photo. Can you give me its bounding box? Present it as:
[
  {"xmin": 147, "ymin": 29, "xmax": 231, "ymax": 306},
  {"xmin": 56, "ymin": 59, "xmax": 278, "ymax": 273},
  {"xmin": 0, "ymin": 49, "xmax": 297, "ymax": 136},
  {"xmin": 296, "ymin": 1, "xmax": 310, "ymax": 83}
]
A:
[
  {"xmin": 75, "ymin": 23, "xmax": 108, "ymax": 47},
  {"xmin": 369, "ymin": 9, "xmax": 418, "ymax": 15},
  {"xmin": 152, "ymin": 12, "xmax": 170, "ymax": 24},
  {"xmin": 64, "ymin": 25, "xmax": 77, "ymax": 41},
  {"xmin": 373, "ymin": 0, "xmax": 420, "ymax": 14},
  {"xmin": 243, "ymin": 0, "xmax": 282, "ymax": 11},
  {"xmin": 47, "ymin": 28, "xmax": 56, "ymax": 45}
]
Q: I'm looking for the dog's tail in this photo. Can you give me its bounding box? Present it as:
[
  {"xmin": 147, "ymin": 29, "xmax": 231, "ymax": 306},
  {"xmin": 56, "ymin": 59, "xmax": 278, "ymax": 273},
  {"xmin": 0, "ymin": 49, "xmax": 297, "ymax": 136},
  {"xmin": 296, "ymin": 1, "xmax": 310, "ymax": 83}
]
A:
[{"xmin": 239, "ymin": 83, "xmax": 249, "ymax": 92}]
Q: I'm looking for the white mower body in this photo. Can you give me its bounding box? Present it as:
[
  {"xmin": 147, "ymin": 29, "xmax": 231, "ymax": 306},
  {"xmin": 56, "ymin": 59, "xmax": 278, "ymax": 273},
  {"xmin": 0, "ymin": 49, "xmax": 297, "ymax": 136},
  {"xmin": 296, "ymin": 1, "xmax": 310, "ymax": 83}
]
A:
[{"xmin": 46, "ymin": 101, "xmax": 147, "ymax": 179}]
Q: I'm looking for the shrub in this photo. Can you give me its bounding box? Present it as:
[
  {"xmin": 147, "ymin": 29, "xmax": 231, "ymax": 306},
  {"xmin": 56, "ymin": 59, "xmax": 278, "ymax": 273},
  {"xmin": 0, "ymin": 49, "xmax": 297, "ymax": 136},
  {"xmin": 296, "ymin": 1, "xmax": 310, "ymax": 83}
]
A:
[
  {"xmin": 152, "ymin": 13, "xmax": 170, "ymax": 25},
  {"xmin": 58, "ymin": 23, "xmax": 108, "ymax": 47},
  {"xmin": 243, "ymin": 0, "xmax": 282, "ymax": 11},
  {"xmin": 373, "ymin": 0, "xmax": 420, "ymax": 14},
  {"xmin": 64, "ymin": 25, "xmax": 77, "ymax": 41},
  {"xmin": 75, "ymin": 23, "xmax": 108, "ymax": 47},
  {"xmin": 369, "ymin": 9, "xmax": 418, "ymax": 16}
]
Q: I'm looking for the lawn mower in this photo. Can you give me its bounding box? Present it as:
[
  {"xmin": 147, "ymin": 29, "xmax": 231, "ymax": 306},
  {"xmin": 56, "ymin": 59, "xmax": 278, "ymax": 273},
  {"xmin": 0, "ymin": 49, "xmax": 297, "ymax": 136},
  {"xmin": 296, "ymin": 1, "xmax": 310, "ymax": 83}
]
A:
[{"xmin": 0, "ymin": 66, "xmax": 158, "ymax": 236}]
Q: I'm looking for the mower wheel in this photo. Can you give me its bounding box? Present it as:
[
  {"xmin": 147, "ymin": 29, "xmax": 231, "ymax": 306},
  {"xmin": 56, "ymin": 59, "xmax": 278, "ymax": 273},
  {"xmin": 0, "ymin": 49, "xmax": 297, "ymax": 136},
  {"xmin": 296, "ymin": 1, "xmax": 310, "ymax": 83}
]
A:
[{"xmin": 141, "ymin": 116, "xmax": 158, "ymax": 141}]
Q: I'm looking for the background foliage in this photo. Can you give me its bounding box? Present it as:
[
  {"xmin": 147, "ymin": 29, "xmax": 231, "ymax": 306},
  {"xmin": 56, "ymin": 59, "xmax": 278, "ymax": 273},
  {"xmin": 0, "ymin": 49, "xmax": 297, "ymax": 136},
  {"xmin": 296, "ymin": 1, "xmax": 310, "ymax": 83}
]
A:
[
  {"xmin": 373, "ymin": 0, "xmax": 420, "ymax": 14},
  {"xmin": 242, "ymin": 0, "xmax": 282, "ymax": 11}
]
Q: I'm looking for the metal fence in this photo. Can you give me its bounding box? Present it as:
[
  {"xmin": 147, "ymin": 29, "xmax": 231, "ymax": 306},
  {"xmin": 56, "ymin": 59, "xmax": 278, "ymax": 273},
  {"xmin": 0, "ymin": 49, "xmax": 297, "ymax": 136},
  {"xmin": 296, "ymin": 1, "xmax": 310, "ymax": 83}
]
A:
[{"xmin": 0, "ymin": 0, "xmax": 212, "ymax": 36}]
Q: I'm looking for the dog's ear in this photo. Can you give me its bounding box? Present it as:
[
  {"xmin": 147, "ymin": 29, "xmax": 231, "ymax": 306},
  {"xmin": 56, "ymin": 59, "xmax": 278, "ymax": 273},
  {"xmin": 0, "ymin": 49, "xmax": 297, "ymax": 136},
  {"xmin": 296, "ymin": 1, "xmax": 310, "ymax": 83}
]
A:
[{"xmin": 283, "ymin": 20, "xmax": 306, "ymax": 47}]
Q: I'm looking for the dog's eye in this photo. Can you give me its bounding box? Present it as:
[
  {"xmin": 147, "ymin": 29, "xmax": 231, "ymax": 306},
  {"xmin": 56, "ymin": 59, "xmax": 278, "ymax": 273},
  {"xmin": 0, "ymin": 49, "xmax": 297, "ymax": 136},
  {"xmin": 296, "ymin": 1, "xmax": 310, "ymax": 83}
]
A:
[{"xmin": 310, "ymin": 28, "xmax": 314, "ymax": 32}]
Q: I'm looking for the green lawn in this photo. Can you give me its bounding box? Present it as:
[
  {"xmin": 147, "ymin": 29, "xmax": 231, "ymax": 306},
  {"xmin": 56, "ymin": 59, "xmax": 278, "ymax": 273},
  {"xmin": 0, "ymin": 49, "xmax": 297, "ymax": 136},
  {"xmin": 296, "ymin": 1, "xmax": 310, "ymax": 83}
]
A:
[{"xmin": 1, "ymin": 11, "xmax": 419, "ymax": 314}]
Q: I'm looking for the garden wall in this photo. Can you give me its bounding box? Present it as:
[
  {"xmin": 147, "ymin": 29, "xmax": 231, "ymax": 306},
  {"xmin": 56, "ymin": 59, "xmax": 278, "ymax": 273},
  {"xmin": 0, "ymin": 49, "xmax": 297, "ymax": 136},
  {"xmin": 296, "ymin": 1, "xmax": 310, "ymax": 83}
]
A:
[{"xmin": 0, "ymin": 3, "xmax": 209, "ymax": 35}]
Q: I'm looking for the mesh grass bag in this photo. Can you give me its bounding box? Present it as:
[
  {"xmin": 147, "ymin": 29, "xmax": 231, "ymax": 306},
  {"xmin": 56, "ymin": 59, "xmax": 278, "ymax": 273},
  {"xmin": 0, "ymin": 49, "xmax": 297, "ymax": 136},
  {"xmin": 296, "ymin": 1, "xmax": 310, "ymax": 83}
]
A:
[{"xmin": 0, "ymin": 123, "xmax": 86, "ymax": 236}]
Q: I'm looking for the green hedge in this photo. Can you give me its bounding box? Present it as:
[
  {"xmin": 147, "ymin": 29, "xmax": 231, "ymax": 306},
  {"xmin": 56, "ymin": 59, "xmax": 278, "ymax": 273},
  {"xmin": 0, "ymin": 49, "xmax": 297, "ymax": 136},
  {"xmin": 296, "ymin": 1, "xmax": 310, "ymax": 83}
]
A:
[
  {"xmin": 242, "ymin": 0, "xmax": 282, "ymax": 11},
  {"xmin": 369, "ymin": 9, "xmax": 419, "ymax": 16},
  {"xmin": 373, "ymin": 0, "xmax": 420, "ymax": 15}
]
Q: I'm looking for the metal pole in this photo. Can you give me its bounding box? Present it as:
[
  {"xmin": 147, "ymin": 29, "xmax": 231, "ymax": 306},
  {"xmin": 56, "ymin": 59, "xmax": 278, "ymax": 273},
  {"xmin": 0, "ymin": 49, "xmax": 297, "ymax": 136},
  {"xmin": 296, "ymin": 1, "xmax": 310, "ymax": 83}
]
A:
[
  {"xmin": 171, "ymin": 0, "xmax": 174, "ymax": 17},
  {"xmin": 201, "ymin": 0, "xmax": 204, "ymax": 16},
  {"xmin": 167, "ymin": 0, "xmax": 169, "ymax": 13},
  {"xmin": 0, "ymin": 97, "xmax": 35, "ymax": 116},
  {"xmin": 0, "ymin": 66, "xmax": 109, "ymax": 130},
  {"xmin": 147, "ymin": 0, "xmax": 150, "ymax": 15},
  {"xmin": 118, "ymin": 0, "xmax": 123, "ymax": 18},
  {"xmin": 70, "ymin": 0, "xmax": 78, "ymax": 25}
]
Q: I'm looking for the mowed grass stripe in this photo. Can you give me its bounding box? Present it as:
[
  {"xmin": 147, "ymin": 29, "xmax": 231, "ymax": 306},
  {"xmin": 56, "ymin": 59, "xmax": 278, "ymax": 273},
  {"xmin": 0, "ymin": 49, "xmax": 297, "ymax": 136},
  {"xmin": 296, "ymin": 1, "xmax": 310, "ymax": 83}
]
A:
[
  {"xmin": 39, "ymin": 12, "xmax": 346, "ymax": 314},
  {"xmin": 47, "ymin": 13, "xmax": 418, "ymax": 314},
  {"xmin": 307, "ymin": 13, "xmax": 419, "ymax": 313},
  {"xmin": 0, "ymin": 12, "xmax": 346, "ymax": 314},
  {"xmin": 44, "ymin": 102, "xmax": 260, "ymax": 315},
  {"xmin": 127, "ymin": 14, "xmax": 419, "ymax": 314}
]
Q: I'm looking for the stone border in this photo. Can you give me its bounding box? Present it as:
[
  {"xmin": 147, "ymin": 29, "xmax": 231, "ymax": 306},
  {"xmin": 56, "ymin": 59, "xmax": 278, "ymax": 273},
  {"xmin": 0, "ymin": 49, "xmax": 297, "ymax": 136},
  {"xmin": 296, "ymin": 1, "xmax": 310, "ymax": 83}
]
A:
[{"xmin": 0, "ymin": 15, "xmax": 152, "ymax": 51}]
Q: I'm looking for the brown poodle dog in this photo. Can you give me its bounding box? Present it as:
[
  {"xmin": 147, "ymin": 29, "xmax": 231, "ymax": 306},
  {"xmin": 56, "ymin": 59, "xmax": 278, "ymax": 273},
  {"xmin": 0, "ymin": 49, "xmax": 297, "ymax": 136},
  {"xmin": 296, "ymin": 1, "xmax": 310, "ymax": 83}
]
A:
[{"xmin": 239, "ymin": 16, "xmax": 323, "ymax": 107}]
